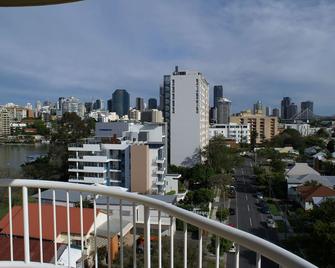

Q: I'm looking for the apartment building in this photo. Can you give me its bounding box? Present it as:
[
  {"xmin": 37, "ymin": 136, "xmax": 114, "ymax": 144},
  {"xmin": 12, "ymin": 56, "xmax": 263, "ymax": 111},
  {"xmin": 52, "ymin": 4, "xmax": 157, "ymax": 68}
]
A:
[
  {"xmin": 209, "ymin": 123, "xmax": 250, "ymax": 144},
  {"xmin": 230, "ymin": 111, "xmax": 278, "ymax": 143},
  {"xmin": 68, "ymin": 121, "xmax": 168, "ymax": 194},
  {"xmin": 162, "ymin": 66, "xmax": 209, "ymax": 166},
  {"xmin": 0, "ymin": 107, "xmax": 11, "ymax": 137}
]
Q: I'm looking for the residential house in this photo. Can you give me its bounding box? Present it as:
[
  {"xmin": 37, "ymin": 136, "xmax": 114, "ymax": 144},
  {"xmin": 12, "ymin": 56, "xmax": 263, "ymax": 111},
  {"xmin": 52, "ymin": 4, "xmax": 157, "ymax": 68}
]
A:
[{"xmin": 294, "ymin": 185, "xmax": 335, "ymax": 210}]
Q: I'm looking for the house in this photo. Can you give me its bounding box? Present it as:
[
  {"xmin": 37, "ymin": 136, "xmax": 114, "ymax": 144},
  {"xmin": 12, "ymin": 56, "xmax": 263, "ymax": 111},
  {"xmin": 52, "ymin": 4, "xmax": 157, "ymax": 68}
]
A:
[
  {"xmin": 286, "ymin": 163, "xmax": 320, "ymax": 197},
  {"xmin": 0, "ymin": 237, "xmax": 56, "ymax": 263},
  {"xmin": 0, "ymin": 203, "xmax": 126, "ymax": 264},
  {"xmin": 294, "ymin": 185, "xmax": 335, "ymax": 210},
  {"xmin": 34, "ymin": 189, "xmax": 177, "ymax": 230}
]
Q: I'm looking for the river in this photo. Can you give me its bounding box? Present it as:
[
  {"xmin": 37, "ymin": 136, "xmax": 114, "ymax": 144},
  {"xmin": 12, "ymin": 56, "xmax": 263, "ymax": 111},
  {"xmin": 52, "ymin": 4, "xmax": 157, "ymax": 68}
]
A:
[{"xmin": 0, "ymin": 144, "xmax": 49, "ymax": 178}]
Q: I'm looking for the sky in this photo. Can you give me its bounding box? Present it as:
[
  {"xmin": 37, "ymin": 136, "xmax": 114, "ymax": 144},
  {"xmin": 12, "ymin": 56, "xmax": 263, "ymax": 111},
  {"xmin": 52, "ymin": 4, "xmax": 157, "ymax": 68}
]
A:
[{"xmin": 0, "ymin": 0, "xmax": 335, "ymax": 115}]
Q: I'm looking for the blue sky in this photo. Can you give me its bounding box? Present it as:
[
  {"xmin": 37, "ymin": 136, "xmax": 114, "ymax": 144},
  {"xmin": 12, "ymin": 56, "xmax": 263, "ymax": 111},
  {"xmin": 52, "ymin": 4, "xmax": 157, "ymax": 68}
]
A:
[{"xmin": 0, "ymin": 0, "xmax": 335, "ymax": 115}]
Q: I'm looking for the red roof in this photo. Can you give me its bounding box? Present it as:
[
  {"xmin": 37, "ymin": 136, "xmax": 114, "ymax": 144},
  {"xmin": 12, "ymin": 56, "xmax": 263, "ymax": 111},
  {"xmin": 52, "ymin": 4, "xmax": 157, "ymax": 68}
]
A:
[
  {"xmin": 297, "ymin": 185, "xmax": 335, "ymax": 201},
  {"xmin": 0, "ymin": 203, "xmax": 97, "ymax": 241},
  {"xmin": 0, "ymin": 237, "xmax": 56, "ymax": 263}
]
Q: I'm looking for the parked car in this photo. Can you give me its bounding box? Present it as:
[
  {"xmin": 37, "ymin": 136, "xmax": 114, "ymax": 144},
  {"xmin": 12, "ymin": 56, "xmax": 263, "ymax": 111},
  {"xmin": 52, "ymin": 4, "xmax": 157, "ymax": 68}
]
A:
[
  {"xmin": 229, "ymin": 208, "xmax": 235, "ymax": 215},
  {"xmin": 228, "ymin": 242, "xmax": 236, "ymax": 253},
  {"xmin": 266, "ymin": 218, "xmax": 276, "ymax": 228},
  {"xmin": 256, "ymin": 192, "xmax": 264, "ymax": 199},
  {"xmin": 260, "ymin": 206, "xmax": 270, "ymax": 214}
]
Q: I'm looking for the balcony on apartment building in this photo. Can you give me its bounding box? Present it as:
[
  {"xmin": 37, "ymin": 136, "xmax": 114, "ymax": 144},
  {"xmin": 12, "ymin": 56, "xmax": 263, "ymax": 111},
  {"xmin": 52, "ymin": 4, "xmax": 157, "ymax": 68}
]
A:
[{"xmin": 0, "ymin": 179, "xmax": 317, "ymax": 268}]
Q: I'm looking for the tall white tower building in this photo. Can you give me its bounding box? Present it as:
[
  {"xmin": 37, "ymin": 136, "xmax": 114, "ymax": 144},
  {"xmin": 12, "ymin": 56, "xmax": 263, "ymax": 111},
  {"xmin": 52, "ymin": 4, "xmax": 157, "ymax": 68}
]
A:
[{"xmin": 169, "ymin": 66, "xmax": 209, "ymax": 166}]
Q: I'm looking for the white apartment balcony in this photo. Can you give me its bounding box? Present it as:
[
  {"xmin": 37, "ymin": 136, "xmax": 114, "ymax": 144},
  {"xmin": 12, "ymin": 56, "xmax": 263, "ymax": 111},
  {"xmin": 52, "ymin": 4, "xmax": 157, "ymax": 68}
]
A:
[
  {"xmin": 0, "ymin": 179, "xmax": 317, "ymax": 268},
  {"xmin": 156, "ymin": 157, "xmax": 166, "ymax": 164},
  {"xmin": 68, "ymin": 166, "xmax": 107, "ymax": 174}
]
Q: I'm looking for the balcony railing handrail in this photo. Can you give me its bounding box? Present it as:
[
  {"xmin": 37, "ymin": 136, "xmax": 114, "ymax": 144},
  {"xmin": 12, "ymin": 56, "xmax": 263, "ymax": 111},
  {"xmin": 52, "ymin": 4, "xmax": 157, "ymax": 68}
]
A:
[{"xmin": 0, "ymin": 179, "xmax": 317, "ymax": 268}]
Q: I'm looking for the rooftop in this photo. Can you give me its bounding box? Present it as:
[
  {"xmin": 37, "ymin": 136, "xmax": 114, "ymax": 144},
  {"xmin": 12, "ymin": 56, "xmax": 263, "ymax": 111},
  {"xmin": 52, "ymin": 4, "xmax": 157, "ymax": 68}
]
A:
[
  {"xmin": 286, "ymin": 163, "xmax": 320, "ymax": 177},
  {"xmin": 0, "ymin": 203, "xmax": 97, "ymax": 240},
  {"xmin": 296, "ymin": 185, "xmax": 335, "ymax": 201}
]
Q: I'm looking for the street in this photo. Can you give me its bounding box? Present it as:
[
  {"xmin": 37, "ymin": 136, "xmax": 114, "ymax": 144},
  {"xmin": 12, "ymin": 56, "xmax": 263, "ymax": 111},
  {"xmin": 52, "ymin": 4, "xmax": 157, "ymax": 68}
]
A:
[{"xmin": 226, "ymin": 158, "xmax": 279, "ymax": 268}]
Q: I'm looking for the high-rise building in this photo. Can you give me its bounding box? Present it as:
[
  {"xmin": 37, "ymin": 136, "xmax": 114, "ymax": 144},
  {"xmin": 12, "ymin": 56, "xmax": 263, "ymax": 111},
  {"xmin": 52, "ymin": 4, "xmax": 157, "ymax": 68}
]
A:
[
  {"xmin": 213, "ymin": 85, "xmax": 224, "ymax": 108},
  {"xmin": 253, "ymin": 100, "xmax": 263, "ymax": 114},
  {"xmin": 93, "ymin": 99, "xmax": 104, "ymax": 111},
  {"xmin": 112, "ymin": 89, "xmax": 130, "ymax": 116},
  {"xmin": 84, "ymin": 102, "xmax": 93, "ymax": 113},
  {"xmin": 301, "ymin": 101, "xmax": 313, "ymax": 113},
  {"xmin": 300, "ymin": 101, "xmax": 314, "ymax": 121},
  {"xmin": 209, "ymin": 107, "xmax": 217, "ymax": 124},
  {"xmin": 230, "ymin": 111, "xmax": 278, "ymax": 143},
  {"xmin": 217, "ymin": 97, "xmax": 231, "ymax": 124},
  {"xmin": 148, "ymin": 98, "xmax": 158, "ymax": 109},
  {"xmin": 265, "ymin": 106, "xmax": 271, "ymax": 116},
  {"xmin": 281, "ymin": 97, "xmax": 291, "ymax": 119},
  {"xmin": 135, "ymin": 97, "xmax": 145, "ymax": 111},
  {"xmin": 107, "ymin": 98, "xmax": 113, "ymax": 112},
  {"xmin": 169, "ymin": 66, "xmax": 209, "ymax": 166},
  {"xmin": 0, "ymin": 107, "xmax": 11, "ymax": 137},
  {"xmin": 287, "ymin": 103, "xmax": 298, "ymax": 120},
  {"xmin": 272, "ymin": 108, "xmax": 280, "ymax": 117},
  {"xmin": 61, "ymin": 97, "xmax": 85, "ymax": 118}
]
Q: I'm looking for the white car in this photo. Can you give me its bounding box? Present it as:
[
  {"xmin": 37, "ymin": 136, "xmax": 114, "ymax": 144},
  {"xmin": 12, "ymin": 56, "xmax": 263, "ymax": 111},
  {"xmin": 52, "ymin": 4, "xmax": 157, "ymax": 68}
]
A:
[
  {"xmin": 228, "ymin": 242, "xmax": 236, "ymax": 253},
  {"xmin": 266, "ymin": 218, "xmax": 276, "ymax": 228}
]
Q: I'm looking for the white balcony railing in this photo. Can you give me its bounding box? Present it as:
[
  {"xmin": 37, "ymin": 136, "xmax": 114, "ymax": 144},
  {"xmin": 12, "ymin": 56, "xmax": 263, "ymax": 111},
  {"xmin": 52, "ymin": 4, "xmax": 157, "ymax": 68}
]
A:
[{"xmin": 0, "ymin": 179, "xmax": 317, "ymax": 268}]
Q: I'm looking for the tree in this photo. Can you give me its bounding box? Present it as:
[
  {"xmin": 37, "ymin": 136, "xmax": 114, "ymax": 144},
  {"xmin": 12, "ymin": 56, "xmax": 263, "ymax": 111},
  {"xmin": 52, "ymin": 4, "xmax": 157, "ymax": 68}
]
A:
[
  {"xmin": 327, "ymin": 140, "xmax": 335, "ymax": 153},
  {"xmin": 250, "ymin": 129, "xmax": 258, "ymax": 149},
  {"xmin": 216, "ymin": 208, "xmax": 229, "ymax": 222},
  {"xmin": 202, "ymin": 135, "xmax": 242, "ymax": 173},
  {"xmin": 208, "ymin": 236, "xmax": 232, "ymax": 255},
  {"xmin": 316, "ymin": 128, "xmax": 330, "ymax": 139}
]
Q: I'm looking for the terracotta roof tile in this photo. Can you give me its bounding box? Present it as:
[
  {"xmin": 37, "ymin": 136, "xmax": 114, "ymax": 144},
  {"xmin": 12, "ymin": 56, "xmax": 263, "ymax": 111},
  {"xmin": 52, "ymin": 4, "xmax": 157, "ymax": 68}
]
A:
[
  {"xmin": 0, "ymin": 237, "xmax": 56, "ymax": 263},
  {"xmin": 296, "ymin": 185, "xmax": 335, "ymax": 201},
  {"xmin": 0, "ymin": 203, "xmax": 97, "ymax": 241}
]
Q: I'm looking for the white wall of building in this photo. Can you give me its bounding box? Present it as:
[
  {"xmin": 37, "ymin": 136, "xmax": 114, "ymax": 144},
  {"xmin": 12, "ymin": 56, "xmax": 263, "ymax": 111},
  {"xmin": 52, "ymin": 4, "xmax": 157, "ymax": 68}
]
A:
[
  {"xmin": 170, "ymin": 70, "xmax": 209, "ymax": 166},
  {"xmin": 209, "ymin": 123, "xmax": 250, "ymax": 144}
]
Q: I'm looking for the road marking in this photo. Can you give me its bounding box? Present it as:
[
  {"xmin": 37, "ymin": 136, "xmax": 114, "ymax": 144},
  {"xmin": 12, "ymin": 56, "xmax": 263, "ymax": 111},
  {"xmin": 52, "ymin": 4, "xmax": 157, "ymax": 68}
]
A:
[
  {"xmin": 247, "ymin": 205, "xmax": 250, "ymax": 212},
  {"xmin": 245, "ymin": 195, "xmax": 248, "ymax": 201},
  {"xmin": 249, "ymin": 217, "xmax": 253, "ymax": 227}
]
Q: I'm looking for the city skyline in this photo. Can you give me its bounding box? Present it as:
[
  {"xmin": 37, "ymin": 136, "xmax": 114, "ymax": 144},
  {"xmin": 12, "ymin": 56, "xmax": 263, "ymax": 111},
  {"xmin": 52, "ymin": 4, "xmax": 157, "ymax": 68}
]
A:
[{"xmin": 1, "ymin": 1, "xmax": 335, "ymax": 115}]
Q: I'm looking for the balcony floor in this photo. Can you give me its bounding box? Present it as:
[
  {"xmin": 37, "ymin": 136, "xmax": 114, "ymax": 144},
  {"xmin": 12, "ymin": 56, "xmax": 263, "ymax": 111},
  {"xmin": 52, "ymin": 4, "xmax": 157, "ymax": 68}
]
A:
[{"xmin": 0, "ymin": 261, "xmax": 57, "ymax": 267}]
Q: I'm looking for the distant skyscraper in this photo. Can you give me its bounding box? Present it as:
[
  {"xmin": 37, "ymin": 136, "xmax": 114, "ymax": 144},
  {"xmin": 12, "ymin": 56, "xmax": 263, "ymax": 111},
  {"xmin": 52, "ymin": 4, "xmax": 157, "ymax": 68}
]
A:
[
  {"xmin": 253, "ymin": 100, "xmax": 263, "ymax": 114},
  {"xmin": 148, "ymin": 98, "xmax": 158, "ymax": 109},
  {"xmin": 265, "ymin": 106, "xmax": 271, "ymax": 116},
  {"xmin": 217, "ymin": 97, "xmax": 231, "ymax": 124},
  {"xmin": 0, "ymin": 108, "xmax": 10, "ymax": 137},
  {"xmin": 136, "ymin": 97, "xmax": 145, "ymax": 111},
  {"xmin": 209, "ymin": 107, "xmax": 217, "ymax": 124},
  {"xmin": 85, "ymin": 102, "xmax": 93, "ymax": 113},
  {"xmin": 112, "ymin": 89, "xmax": 130, "ymax": 116},
  {"xmin": 57, "ymin": 97, "xmax": 65, "ymax": 111},
  {"xmin": 169, "ymin": 66, "xmax": 209, "ymax": 166},
  {"xmin": 272, "ymin": 108, "xmax": 280, "ymax": 117},
  {"xmin": 300, "ymin": 101, "xmax": 314, "ymax": 121},
  {"xmin": 62, "ymin": 97, "xmax": 85, "ymax": 118},
  {"xmin": 93, "ymin": 99, "xmax": 104, "ymax": 111},
  {"xmin": 301, "ymin": 101, "xmax": 313, "ymax": 114},
  {"xmin": 281, "ymin": 97, "xmax": 291, "ymax": 119},
  {"xmin": 213, "ymin": 85, "xmax": 224, "ymax": 108},
  {"xmin": 287, "ymin": 103, "xmax": 298, "ymax": 119},
  {"xmin": 107, "ymin": 98, "xmax": 113, "ymax": 112}
]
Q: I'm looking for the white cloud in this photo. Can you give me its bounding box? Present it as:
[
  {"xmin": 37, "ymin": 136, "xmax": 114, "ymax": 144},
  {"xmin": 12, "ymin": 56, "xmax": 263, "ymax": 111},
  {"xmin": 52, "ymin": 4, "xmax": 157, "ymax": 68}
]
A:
[{"xmin": 0, "ymin": 0, "xmax": 334, "ymax": 114}]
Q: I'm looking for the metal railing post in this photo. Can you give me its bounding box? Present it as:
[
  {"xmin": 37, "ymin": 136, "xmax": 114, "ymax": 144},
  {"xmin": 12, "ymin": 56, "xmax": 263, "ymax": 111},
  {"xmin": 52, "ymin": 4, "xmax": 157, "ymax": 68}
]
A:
[
  {"xmin": 144, "ymin": 206, "xmax": 151, "ymax": 268},
  {"xmin": 256, "ymin": 252, "xmax": 261, "ymax": 268},
  {"xmin": 22, "ymin": 186, "xmax": 30, "ymax": 263}
]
